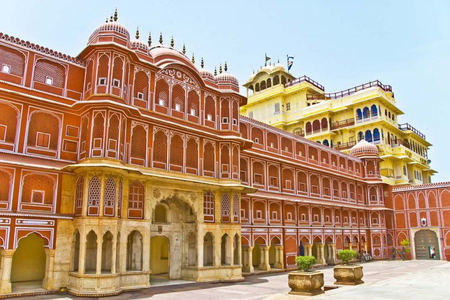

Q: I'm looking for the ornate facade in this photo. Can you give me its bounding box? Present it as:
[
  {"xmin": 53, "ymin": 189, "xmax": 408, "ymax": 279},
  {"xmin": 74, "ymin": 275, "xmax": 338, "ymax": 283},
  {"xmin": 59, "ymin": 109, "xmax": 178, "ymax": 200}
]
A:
[
  {"xmin": 0, "ymin": 14, "xmax": 448, "ymax": 297},
  {"xmin": 240, "ymin": 64, "xmax": 435, "ymax": 185}
]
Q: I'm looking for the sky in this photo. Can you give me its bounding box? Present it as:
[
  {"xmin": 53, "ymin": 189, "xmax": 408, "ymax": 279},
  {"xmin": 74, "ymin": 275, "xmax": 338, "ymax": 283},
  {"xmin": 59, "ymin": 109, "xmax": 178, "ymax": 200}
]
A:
[{"xmin": 0, "ymin": 0, "xmax": 449, "ymax": 182}]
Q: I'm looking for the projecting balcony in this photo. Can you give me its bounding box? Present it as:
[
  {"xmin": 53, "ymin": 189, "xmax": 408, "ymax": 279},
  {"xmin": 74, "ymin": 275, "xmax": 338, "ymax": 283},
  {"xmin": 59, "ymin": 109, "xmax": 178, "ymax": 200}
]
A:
[
  {"xmin": 331, "ymin": 118, "xmax": 355, "ymax": 130},
  {"xmin": 398, "ymin": 123, "xmax": 426, "ymax": 140},
  {"xmin": 356, "ymin": 114, "xmax": 380, "ymax": 124},
  {"xmin": 334, "ymin": 140, "xmax": 357, "ymax": 151}
]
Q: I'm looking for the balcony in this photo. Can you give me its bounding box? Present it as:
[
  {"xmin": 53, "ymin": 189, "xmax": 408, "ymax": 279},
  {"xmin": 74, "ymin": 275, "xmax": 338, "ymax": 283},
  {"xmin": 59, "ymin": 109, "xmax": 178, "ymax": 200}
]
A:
[
  {"xmin": 306, "ymin": 80, "xmax": 394, "ymax": 100},
  {"xmin": 398, "ymin": 123, "xmax": 426, "ymax": 140},
  {"xmin": 284, "ymin": 75, "xmax": 325, "ymax": 91},
  {"xmin": 334, "ymin": 140, "xmax": 357, "ymax": 150},
  {"xmin": 356, "ymin": 114, "xmax": 379, "ymax": 124},
  {"xmin": 331, "ymin": 118, "xmax": 355, "ymax": 130}
]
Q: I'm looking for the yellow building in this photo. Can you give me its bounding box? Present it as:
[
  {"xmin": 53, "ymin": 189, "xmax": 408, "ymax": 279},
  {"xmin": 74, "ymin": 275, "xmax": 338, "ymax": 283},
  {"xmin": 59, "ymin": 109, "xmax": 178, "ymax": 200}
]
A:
[{"xmin": 240, "ymin": 63, "xmax": 435, "ymax": 185}]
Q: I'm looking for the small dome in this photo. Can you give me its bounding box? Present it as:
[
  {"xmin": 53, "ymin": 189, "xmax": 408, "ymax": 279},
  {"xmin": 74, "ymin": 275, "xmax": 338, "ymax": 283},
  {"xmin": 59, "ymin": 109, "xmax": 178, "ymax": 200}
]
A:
[
  {"xmin": 350, "ymin": 139, "xmax": 379, "ymax": 157},
  {"xmin": 273, "ymin": 62, "xmax": 285, "ymax": 72},
  {"xmin": 130, "ymin": 39, "xmax": 148, "ymax": 51},
  {"xmin": 88, "ymin": 21, "xmax": 130, "ymax": 42},
  {"xmin": 199, "ymin": 68, "xmax": 216, "ymax": 83},
  {"xmin": 216, "ymin": 71, "xmax": 239, "ymax": 86}
]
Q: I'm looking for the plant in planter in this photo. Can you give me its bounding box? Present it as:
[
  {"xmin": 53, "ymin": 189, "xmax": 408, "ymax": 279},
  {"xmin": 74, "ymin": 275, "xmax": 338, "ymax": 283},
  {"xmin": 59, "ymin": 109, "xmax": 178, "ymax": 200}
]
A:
[
  {"xmin": 334, "ymin": 250, "xmax": 364, "ymax": 285},
  {"xmin": 288, "ymin": 256, "xmax": 324, "ymax": 296},
  {"xmin": 400, "ymin": 239, "xmax": 412, "ymax": 260}
]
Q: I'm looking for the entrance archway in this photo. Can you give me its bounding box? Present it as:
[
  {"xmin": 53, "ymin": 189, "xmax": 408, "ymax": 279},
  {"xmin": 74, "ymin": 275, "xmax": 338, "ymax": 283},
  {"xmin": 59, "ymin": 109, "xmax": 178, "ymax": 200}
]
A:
[
  {"xmin": 11, "ymin": 233, "xmax": 46, "ymax": 289},
  {"xmin": 150, "ymin": 236, "xmax": 170, "ymax": 276},
  {"xmin": 414, "ymin": 230, "xmax": 440, "ymax": 259}
]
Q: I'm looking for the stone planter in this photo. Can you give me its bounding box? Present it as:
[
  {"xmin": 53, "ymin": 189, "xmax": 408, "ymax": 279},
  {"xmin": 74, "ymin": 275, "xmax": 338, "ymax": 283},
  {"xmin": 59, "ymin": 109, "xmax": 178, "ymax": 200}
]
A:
[
  {"xmin": 333, "ymin": 265, "xmax": 364, "ymax": 285},
  {"xmin": 288, "ymin": 271, "xmax": 324, "ymax": 296}
]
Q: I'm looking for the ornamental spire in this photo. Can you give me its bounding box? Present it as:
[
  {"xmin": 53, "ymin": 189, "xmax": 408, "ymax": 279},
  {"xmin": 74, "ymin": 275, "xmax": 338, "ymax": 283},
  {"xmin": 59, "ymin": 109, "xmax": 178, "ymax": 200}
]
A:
[
  {"xmin": 148, "ymin": 32, "xmax": 152, "ymax": 46},
  {"xmin": 106, "ymin": 17, "xmax": 108, "ymax": 23},
  {"xmin": 182, "ymin": 44, "xmax": 186, "ymax": 54},
  {"xmin": 159, "ymin": 32, "xmax": 163, "ymax": 44},
  {"xmin": 214, "ymin": 67, "xmax": 217, "ymax": 76},
  {"xmin": 219, "ymin": 64, "xmax": 222, "ymax": 74},
  {"xmin": 201, "ymin": 57, "xmax": 204, "ymax": 68},
  {"xmin": 114, "ymin": 8, "xmax": 118, "ymax": 21},
  {"xmin": 171, "ymin": 36, "xmax": 174, "ymax": 47},
  {"xmin": 110, "ymin": 14, "xmax": 113, "ymax": 22},
  {"xmin": 224, "ymin": 61, "xmax": 228, "ymax": 72},
  {"xmin": 191, "ymin": 53, "xmax": 195, "ymax": 64},
  {"xmin": 135, "ymin": 27, "xmax": 139, "ymax": 39}
]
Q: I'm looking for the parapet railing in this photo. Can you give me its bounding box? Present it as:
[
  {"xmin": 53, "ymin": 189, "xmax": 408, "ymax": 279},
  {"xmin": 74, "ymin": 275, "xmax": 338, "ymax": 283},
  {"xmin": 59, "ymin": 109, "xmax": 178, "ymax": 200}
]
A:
[{"xmin": 306, "ymin": 80, "xmax": 394, "ymax": 100}]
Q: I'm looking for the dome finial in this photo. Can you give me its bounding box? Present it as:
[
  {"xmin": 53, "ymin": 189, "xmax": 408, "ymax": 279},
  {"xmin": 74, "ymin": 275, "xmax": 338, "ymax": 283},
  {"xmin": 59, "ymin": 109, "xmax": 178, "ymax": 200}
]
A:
[
  {"xmin": 106, "ymin": 17, "xmax": 108, "ymax": 23},
  {"xmin": 182, "ymin": 44, "xmax": 186, "ymax": 54},
  {"xmin": 219, "ymin": 63, "xmax": 223, "ymax": 74},
  {"xmin": 224, "ymin": 61, "xmax": 228, "ymax": 72},
  {"xmin": 214, "ymin": 67, "xmax": 217, "ymax": 76},
  {"xmin": 159, "ymin": 32, "xmax": 163, "ymax": 44},
  {"xmin": 171, "ymin": 36, "xmax": 174, "ymax": 47},
  {"xmin": 110, "ymin": 14, "xmax": 113, "ymax": 22},
  {"xmin": 201, "ymin": 57, "xmax": 204, "ymax": 68},
  {"xmin": 135, "ymin": 27, "xmax": 140, "ymax": 39},
  {"xmin": 148, "ymin": 32, "xmax": 152, "ymax": 46},
  {"xmin": 278, "ymin": 58, "xmax": 280, "ymax": 63},
  {"xmin": 191, "ymin": 53, "xmax": 195, "ymax": 64},
  {"xmin": 114, "ymin": 8, "xmax": 118, "ymax": 21}
]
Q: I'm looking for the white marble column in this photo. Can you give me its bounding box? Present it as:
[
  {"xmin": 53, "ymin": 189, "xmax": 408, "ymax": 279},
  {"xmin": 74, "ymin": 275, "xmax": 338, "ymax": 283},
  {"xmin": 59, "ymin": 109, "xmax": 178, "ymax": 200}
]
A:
[{"xmin": 0, "ymin": 249, "xmax": 15, "ymax": 294}]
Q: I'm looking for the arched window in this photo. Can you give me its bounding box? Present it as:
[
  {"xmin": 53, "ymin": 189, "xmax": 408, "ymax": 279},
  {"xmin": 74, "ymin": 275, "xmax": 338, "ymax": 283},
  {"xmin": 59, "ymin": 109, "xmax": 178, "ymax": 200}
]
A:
[
  {"xmin": 321, "ymin": 118, "xmax": 328, "ymax": 130},
  {"xmin": 204, "ymin": 191, "xmax": 215, "ymax": 222},
  {"xmin": 371, "ymin": 104, "xmax": 378, "ymax": 117},
  {"xmin": 221, "ymin": 193, "xmax": 230, "ymax": 223},
  {"xmin": 112, "ymin": 57, "xmax": 123, "ymax": 90},
  {"xmin": 186, "ymin": 138, "xmax": 198, "ymax": 174},
  {"xmin": 365, "ymin": 130, "xmax": 373, "ymax": 142},
  {"xmin": 273, "ymin": 76, "xmax": 279, "ymax": 85},
  {"xmin": 363, "ymin": 107, "xmax": 370, "ymax": 119},
  {"xmin": 104, "ymin": 177, "xmax": 116, "ymax": 217},
  {"xmin": 267, "ymin": 78, "xmax": 272, "ymax": 88},
  {"xmin": 107, "ymin": 114, "xmax": 120, "ymax": 157},
  {"xmin": 172, "ymin": 84, "xmax": 185, "ymax": 113},
  {"xmin": 128, "ymin": 181, "xmax": 144, "ymax": 219},
  {"xmin": 74, "ymin": 177, "xmax": 84, "ymax": 216},
  {"xmin": 153, "ymin": 131, "xmax": 167, "ymax": 168},
  {"xmin": 188, "ymin": 90, "xmax": 199, "ymax": 117},
  {"xmin": 323, "ymin": 139, "xmax": 329, "ymax": 147},
  {"xmin": 155, "ymin": 79, "xmax": 169, "ymax": 108},
  {"xmin": 127, "ymin": 231, "xmax": 142, "ymax": 271},
  {"xmin": 34, "ymin": 59, "xmax": 65, "ymax": 89},
  {"xmin": 133, "ymin": 71, "xmax": 149, "ymax": 108},
  {"xmin": 205, "ymin": 96, "xmax": 215, "ymax": 123},
  {"xmin": 0, "ymin": 45, "xmax": 25, "ymax": 77},
  {"xmin": 87, "ymin": 176, "xmax": 100, "ymax": 216},
  {"xmin": 203, "ymin": 142, "xmax": 215, "ymax": 176},
  {"xmin": 27, "ymin": 111, "xmax": 60, "ymax": 151},
  {"xmin": 356, "ymin": 108, "xmax": 362, "ymax": 120},
  {"xmin": 255, "ymin": 83, "xmax": 260, "ymax": 92},
  {"xmin": 358, "ymin": 131, "xmax": 364, "ymax": 141},
  {"xmin": 233, "ymin": 194, "xmax": 239, "ymax": 223},
  {"xmin": 305, "ymin": 122, "xmax": 312, "ymax": 134},
  {"xmin": 261, "ymin": 81, "xmax": 266, "ymax": 90},
  {"xmin": 373, "ymin": 128, "xmax": 380, "ymax": 142},
  {"xmin": 131, "ymin": 125, "xmax": 146, "ymax": 163},
  {"xmin": 312, "ymin": 120, "xmax": 320, "ymax": 132},
  {"xmin": 154, "ymin": 204, "xmax": 167, "ymax": 222},
  {"xmin": 170, "ymin": 134, "xmax": 184, "ymax": 168},
  {"xmin": 101, "ymin": 231, "xmax": 113, "ymax": 273}
]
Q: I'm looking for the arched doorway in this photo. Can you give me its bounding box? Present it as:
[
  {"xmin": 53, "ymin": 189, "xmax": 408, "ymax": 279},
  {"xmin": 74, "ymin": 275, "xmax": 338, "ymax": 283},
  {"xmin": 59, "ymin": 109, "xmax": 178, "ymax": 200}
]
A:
[
  {"xmin": 414, "ymin": 230, "xmax": 440, "ymax": 259},
  {"xmin": 150, "ymin": 236, "xmax": 170, "ymax": 278},
  {"xmin": 11, "ymin": 233, "xmax": 46, "ymax": 290}
]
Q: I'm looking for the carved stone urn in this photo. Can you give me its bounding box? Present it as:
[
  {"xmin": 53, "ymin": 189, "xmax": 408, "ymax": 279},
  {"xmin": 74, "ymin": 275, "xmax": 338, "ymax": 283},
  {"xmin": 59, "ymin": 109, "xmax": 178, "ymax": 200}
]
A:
[
  {"xmin": 333, "ymin": 265, "xmax": 364, "ymax": 285},
  {"xmin": 288, "ymin": 271, "xmax": 324, "ymax": 296}
]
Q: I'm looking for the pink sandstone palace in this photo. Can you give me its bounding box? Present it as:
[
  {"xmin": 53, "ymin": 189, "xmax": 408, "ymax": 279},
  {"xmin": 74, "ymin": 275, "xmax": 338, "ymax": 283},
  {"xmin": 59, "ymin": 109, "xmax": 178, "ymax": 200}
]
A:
[{"xmin": 0, "ymin": 12, "xmax": 448, "ymax": 296}]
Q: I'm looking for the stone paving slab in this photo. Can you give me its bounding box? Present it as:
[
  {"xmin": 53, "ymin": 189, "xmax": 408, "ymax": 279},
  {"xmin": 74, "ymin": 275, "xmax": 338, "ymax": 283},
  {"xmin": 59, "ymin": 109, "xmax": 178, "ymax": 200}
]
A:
[{"xmin": 14, "ymin": 260, "xmax": 450, "ymax": 300}]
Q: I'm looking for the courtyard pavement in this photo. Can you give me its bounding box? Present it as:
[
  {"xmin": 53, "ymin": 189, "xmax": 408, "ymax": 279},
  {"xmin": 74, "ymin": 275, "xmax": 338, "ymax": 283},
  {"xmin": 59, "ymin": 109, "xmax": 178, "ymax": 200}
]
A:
[{"xmin": 15, "ymin": 260, "xmax": 450, "ymax": 300}]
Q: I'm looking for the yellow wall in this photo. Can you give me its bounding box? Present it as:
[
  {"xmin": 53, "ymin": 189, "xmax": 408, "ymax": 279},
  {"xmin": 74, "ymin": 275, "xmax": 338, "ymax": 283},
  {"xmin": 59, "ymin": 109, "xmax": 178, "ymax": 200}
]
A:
[
  {"xmin": 150, "ymin": 236, "xmax": 169, "ymax": 275},
  {"xmin": 11, "ymin": 234, "xmax": 46, "ymax": 282}
]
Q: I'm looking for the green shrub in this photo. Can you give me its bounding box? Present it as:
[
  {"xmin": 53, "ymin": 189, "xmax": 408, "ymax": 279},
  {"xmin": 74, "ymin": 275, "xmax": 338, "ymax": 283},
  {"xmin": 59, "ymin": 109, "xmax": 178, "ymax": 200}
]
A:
[
  {"xmin": 295, "ymin": 255, "xmax": 316, "ymax": 271},
  {"xmin": 338, "ymin": 250, "xmax": 357, "ymax": 264},
  {"xmin": 400, "ymin": 239, "xmax": 411, "ymax": 254}
]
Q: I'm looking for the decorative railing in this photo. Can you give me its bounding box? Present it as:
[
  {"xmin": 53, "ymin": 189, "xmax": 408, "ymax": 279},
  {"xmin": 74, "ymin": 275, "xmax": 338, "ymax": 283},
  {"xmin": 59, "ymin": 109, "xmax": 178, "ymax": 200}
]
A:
[
  {"xmin": 331, "ymin": 118, "xmax": 355, "ymax": 129},
  {"xmin": 398, "ymin": 123, "xmax": 426, "ymax": 140},
  {"xmin": 334, "ymin": 140, "xmax": 357, "ymax": 150},
  {"xmin": 284, "ymin": 75, "xmax": 325, "ymax": 91},
  {"xmin": 306, "ymin": 80, "xmax": 393, "ymax": 100}
]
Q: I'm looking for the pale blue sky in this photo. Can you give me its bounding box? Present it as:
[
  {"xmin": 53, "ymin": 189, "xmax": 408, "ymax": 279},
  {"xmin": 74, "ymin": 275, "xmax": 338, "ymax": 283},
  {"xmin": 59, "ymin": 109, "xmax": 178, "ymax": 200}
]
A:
[{"xmin": 1, "ymin": 1, "xmax": 449, "ymax": 182}]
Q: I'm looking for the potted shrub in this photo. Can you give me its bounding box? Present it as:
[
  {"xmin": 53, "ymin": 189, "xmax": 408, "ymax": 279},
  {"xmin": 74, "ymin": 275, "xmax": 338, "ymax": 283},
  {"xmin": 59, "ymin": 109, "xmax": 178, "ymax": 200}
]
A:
[
  {"xmin": 288, "ymin": 255, "xmax": 324, "ymax": 296},
  {"xmin": 333, "ymin": 250, "xmax": 364, "ymax": 285},
  {"xmin": 400, "ymin": 239, "xmax": 412, "ymax": 260}
]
